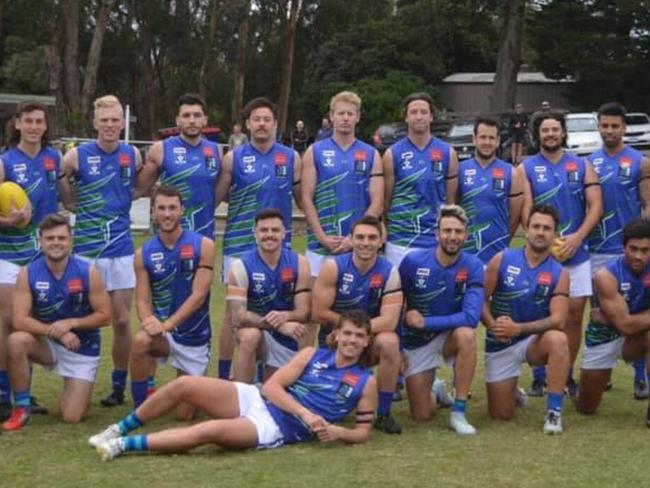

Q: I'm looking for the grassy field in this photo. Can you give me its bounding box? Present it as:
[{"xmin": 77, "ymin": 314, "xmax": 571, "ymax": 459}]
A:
[{"xmin": 2, "ymin": 234, "xmax": 649, "ymax": 487}]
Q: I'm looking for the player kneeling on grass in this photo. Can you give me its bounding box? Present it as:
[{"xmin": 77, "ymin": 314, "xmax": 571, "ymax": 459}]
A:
[
  {"xmin": 2, "ymin": 214, "xmax": 111, "ymax": 430},
  {"xmin": 482, "ymin": 204, "xmax": 570, "ymax": 434},
  {"xmin": 577, "ymin": 218, "xmax": 650, "ymax": 423},
  {"xmin": 89, "ymin": 310, "xmax": 377, "ymax": 460},
  {"xmin": 229, "ymin": 208, "xmax": 312, "ymax": 383},
  {"xmin": 129, "ymin": 186, "xmax": 215, "ymax": 416}
]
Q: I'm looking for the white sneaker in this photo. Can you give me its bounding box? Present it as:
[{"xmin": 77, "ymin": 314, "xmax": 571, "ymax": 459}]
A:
[
  {"xmin": 432, "ymin": 378, "xmax": 454, "ymax": 408},
  {"xmin": 515, "ymin": 387, "xmax": 528, "ymax": 407},
  {"xmin": 543, "ymin": 410, "xmax": 563, "ymax": 435},
  {"xmin": 97, "ymin": 437, "xmax": 125, "ymax": 461},
  {"xmin": 89, "ymin": 424, "xmax": 122, "ymax": 448},
  {"xmin": 449, "ymin": 412, "xmax": 477, "ymax": 436}
]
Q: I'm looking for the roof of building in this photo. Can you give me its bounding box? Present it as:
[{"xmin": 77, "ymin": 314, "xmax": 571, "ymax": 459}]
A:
[{"xmin": 442, "ymin": 72, "xmax": 574, "ymax": 84}]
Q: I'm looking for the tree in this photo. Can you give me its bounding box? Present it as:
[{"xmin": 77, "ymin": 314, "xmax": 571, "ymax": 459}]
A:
[
  {"xmin": 231, "ymin": 0, "xmax": 252, "ymax": 122},
  {"xmin": 489, "ymin": 0, "xmax": 525, "ymax": 113},
  {"xmin": 276, "ymin": 0, "xmax": 303, "ymax": 134}
]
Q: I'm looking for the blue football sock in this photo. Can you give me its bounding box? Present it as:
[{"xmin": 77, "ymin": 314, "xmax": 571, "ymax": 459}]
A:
[
  {"xmin": 452, "ymin": 398, "xmax": 467, "ymax": 414},
  {"xmin": 112, "ymin": 370, "xmax": 128, "ymax": 393},
  {"xmin": 256, "ymin": 361, "xmax": 264, "ymax": 383},
  {"xmin": 377, "ymin": 391, "xmax": 393, "ymax": 416},
  {"xmin": 123, "ymin": 435, "xmax": 149, "ymax": 452},
  {"xmin": 117, "ymin": 411, "xmax": 144, "ymax": 435},
  {"xmin": 547, "ymin": 392, "xmax": 564, "ymax": 412},
  {"xmin": 634, "ymin": 358, "xmax": 646, "ymax": 383},
  {"xmin": 533, "ymin": 366, "xmax": 547, "ymax": 382},
  {"xmin": 0, "ymin": 370, "xmax": 10, "ymax": 403},
  {"xmin": 14, "ymin": 389, "xmax": 31, "ymax": 411},
  {"xmin": 217, "ymin": 359, "xmax": 231, "ymax": 380},
  {"xmin": 131, "ymin": 380, "xmax": 149, "ymax": 408}
]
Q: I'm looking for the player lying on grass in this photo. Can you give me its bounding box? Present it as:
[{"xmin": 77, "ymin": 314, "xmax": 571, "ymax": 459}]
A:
[{"xmin": 88, "ymin": 309, "xmax": 377, "ymax": 460}]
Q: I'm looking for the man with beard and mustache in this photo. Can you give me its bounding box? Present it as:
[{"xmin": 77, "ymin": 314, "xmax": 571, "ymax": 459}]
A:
[
  {"xmin": 312, "ymin": 215, "xmax": 403, "ymax": 434},
  {"xmin": 128, "ymin": 186, "xmax": 214, "ymax": 415},
  {"xmin": 216, "ymin": 97, "xmax": 301, "ymax": 383},
  {"xmin": 576, "ymin": 218, "xmax": 650, "ymax": 425},
  {"xmin": 587, "ymin": 102, "xmax": 650, "ymax": 399},
  {"xmin": 228, "ymin": 208, "xmax": 311, "ymax": 383},
  {"xmin": 136, "ymin": 93, "xmax": 223, "ymax": 239},
  {"xmin": 60, "ymin": 95, "xmax": 142, "ymax": 408},
  {"xmin": 398, "ymin": 205, "xmax": 484, "ymax": 435},
  {"xmin": 2, "ymin": 214, "xmax": 111, "ymax": 430},
  {"xmin": 518, "ymin": 112, "xmax": 603, "ymax": 398},
  {"xmin": 383, "ymin": 92, "xmax": 458, "ymax": 267},
  {"xmin": 482, "ymin": 204, "xmax": 570, "ymax": 434},
  {"xmin": 458, "ymin": 116, "xmax": 524, "ymax": 265}
]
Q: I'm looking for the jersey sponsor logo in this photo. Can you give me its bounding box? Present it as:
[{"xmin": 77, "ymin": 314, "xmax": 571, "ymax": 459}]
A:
[
  {"xmin": 274, "ymin": 152, "xmax": 288, "ymax": 178},
  {"xmin": 203, "ymin": 146, "xmax": 217, "ymax": 172},
  {"xmin": 87, "ymin": 155, "xmax": 101, "ymax": 175},
  {"xmin": 534, "ymin": 271, "xmax": 552, "ymax": 299},
  {"xmin": 35, "ymin": 281, "xmax": 50, "ymax": 302},
  {"xmin": 68, "ymin": 278, "xmax": 85, "ymax": 309},
  {"xmin": 533, "ymin": 165, "xmax": 547, "ymax": 183},
  {"xmin": 173, "ymin": 147, "xmax": 187, "ymax": 164},
  {"xmin": 281, "ymin": 267, "xmax": 294, "ymax": 282},
  {"xmin": 13, "ymin": 163, "xmax": 28, "ymax": 183},
  {"xmin": 455, "ymin": 268, "xmax": 468, "ymax": 295},
  {"xmin": 44, "ymin": 156, "xmax": 57, "ymax": 184},
  {"xmin": 415, "ymin": 267, "xmax": 430, "ymax": 289},
  {"xmin": 203, "ymin": 146, "xmax": 214, "ymax": 157},
  {"xmin": 67, "ymin": 278, "xmax": 83, "ymax": 293},
  {"xmin": 339, "ymin": 272, "xmax": 354, "ymax": 295},
  {"xmin": 620, "ymin": 281, "xmax": 631, "ymax": 301},
  {"xmin": 337, "ymin": 372, "xmax": 360, "ymax": 399},
  {"xmin": 119, "ymin": 153, "xmax": 132, "ymax": 183},
  {"xmin": 243, "ymin": 155, "xmax": 256, "ymax": 174},
  {"xmin": 400, "ymin": 151, "xmax": 414, "ymax": 169},
  {"xmin": 492, "ymin": 168, "xmax": 505, "ymax": 191},
  {"xmin": 180, "ymin": 244, "xmax": 195, "ymax": 273},
  {"xmin": 565, "ymin": 161, "xmax": 579, "ymax": 183},
  {"xmin": 430, "ymin": 149, "xmax": 443, "ymax": 175},
  {"xmin": 354, "ymin": 150, "xmax": 368, "ymax": 174},
  {"xmin": 310, "ymin": 361, "xmax": 329, "ymax": 376},
  {"xmin": 369, "ymin": 273, "xmax": 384, "ymax": 288},
  {"xmin": 618, "ymin": 157, "xmax": 631, "ymax": 178},
  {"xmin": 591, "ymin": 157, "xmax": 604, "ymax": 174},
  {"xmin": 150, "ymin": 251, "xmax": 165, "ymax": 273},
  {"xmin": 281, "ymin": 267, "xmax": 295, "ymax": 301},
  {"xmin": 322, "ymin": 150, "xmax": 335, "ymax": 167},
  {"xmin": 505, "ymin": 265, "xmax": 521, "ymax": 286},
  {"xmin": 463, "ymin": 168, "xmax": 476, "ymax": 185}
]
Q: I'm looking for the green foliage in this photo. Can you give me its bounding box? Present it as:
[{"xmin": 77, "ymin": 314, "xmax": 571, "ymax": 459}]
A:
[{"xmin": 0, "ymin": 36, "xmax": 48, "ymax": 93}]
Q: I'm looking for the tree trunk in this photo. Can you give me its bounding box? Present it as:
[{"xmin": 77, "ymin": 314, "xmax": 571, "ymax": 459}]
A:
[
  {"xmin": 62, "ymin": 0, "xmax": 80, "ymax": 112},
  {"xmin": 134, "ymin": 0, "xmax": 157, "ymax": 139},
  {"xmin": 198, "ymin": 0, "xmax": 224, "ymax": 101},
  {"xmin": 489, "ymin": 0, "xmax": 525, "ymax": 113},
  {"xmin": 276, "ymin": 0, "xmax": 301, "ymax": 135},
  {"xmin": 231, "ymin": 0, "xmax": 251, "ymax": 122},
  {"xmin": 80, "ymin": 0, "xmax": 117, "ymax": 121},
  {"xmin": 44, "ymin": 7, "xmax": 66, "ymax": 136}
]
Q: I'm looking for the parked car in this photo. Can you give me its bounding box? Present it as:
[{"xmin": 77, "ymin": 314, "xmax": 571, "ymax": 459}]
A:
[
  {"xmin": 372, "ymin": 122, "xmax": 407, "ymax": 153},
  {"xmin": 441, "ymin": 120, "xmax": 475, "ymax": 161},
  {"xmin": 565, "ymin": 113, "xmax": 600, "ymax": 156},
  {"xmin": 624, "ymin": 112, "xmax": 650, "ymax": 150}
]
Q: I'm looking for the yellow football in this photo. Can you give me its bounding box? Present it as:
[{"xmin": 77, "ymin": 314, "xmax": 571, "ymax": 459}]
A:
[
  {"xmin": 551, "ymin": 237, "xmax": 570, "ymax": 263},
  {"xmin": 0, "ymin": 181, "xmax": 31, "ymax": 229}
]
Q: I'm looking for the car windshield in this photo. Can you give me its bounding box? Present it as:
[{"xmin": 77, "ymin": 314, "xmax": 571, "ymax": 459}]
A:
[
  {"xmin": 625, "ymin": 115, "xmax": 650, "ymax": 125},
  {"xmin": 448, "ymin": 123, "xmax": 474, "ymax": 138},
  {"xmin": 566, "ymin": 117, "xmax": 597, "ymax": 132}
]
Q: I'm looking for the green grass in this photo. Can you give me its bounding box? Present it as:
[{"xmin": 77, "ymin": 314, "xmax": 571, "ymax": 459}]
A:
[{"xmin": 3, "ymin": 234, "xmax": 648, "ymax": 487}]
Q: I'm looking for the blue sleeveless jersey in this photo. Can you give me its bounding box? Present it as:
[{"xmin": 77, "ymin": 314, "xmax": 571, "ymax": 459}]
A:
[
  {"xmin": 28, "ymin": 255, "xmax": 99, "ymax": 357},
  {"xmin": 585, "ymin": 256, "xmax": 650, "ymax": 347},
  {"xmin": 386, "ymin": 137, "xmax": 451, "ymax": 248},
  {"xmin": 398, "ymin": 250, "xmax": 484, "ymax": 349},
  {"xmin": 265, "ymin": 348, "xmax": 372, "ymax": 444},
  {"xmin": 459, "ymin": 158, "xmax": 512, "ymax": 264},
  {"xmin": 523, "ymin": 152, "xmax": 590, "ymax": 265},
  {"xmin": 486, "ymin": 248, "xmax": 564, "ymax": 353},
  {"xmin": 74, "ymin": 142, "xmax": 136, "ymax": 259},
  {"xmin": 223, "ymin": 143, "xmax": 294, "ymax": 257},
  {"xmin": 307, "ymin": 138, "xmax": 376, "ymax": 255},
  {"xmin": 240, "ymin": 248, "xmax": 300, "ymax": 351},
  {"xmin": 160, "ymin": 136, "xmax": 221, "ymax": 239},
  {"xmin": 587, "ymin": 146, "xmax": 642, "ymax": 254},
  {"xmin": 142, "ymin": 231, "xmax": 210, "ymax": 347},
  {"xmin": 0, "ymin": 147, "xmax": 60, "ymax": 265}
]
